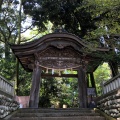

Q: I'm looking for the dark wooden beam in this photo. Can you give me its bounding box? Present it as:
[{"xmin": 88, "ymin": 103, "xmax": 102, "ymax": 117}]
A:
[
  {"xmin": 41, "ymin": 73, "xmax": 78, "ymax": 78},
  {"xmin": 90, "ymin": 72, "xmax": 97, "ymax": 96},
  {"xmin": 86, "ymin": 74, "xmax": 90, "ymax": 87},
  {"xmin": 90, "ymin": 73, "xmax": 95, "ymax": 88},
  {"xmin": 78, "ymin": 67, "xmax": 84, "ymax": 108}
]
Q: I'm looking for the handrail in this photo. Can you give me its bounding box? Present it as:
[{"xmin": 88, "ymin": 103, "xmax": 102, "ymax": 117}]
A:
[
  {"xmin": 0, "ymin": 75, "xmax": 14, "ymax": 98},
  {"xmin": 101, "ymin": 73, "xmax": 120, "ymax": 94}
]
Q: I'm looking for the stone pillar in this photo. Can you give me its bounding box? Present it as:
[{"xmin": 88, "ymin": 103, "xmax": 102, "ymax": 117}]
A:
[
  {"xmin": 29, "ymin": 61, "xmax": 42, "ymax": 108},
  {"xmin": 78, "ymin": 67, "xmax": 87, "ymax": 108}
]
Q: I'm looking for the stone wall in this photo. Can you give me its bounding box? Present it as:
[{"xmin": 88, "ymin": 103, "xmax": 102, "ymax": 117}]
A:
[
  {"xmin": 97, "ymin": 89, "xmax": 120, "ymax": 119},
  {"xmin": 96, "ymin": 73, "xmax": 120, "ymax": 119},
  {"xmin": 0, "ymin": 95, "xmax": 19, "ymax": 119},
  {"xmin": 0, "ymin": 75, "xmax": 19, "ymax": 119}
]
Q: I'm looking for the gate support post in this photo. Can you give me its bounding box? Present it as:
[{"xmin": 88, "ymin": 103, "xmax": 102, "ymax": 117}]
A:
[
  {"xmin": 29, "ymin": 61, "xmax": 42, "ymax": 108},
  {"xmin": 78, "ymin": 67, "xmax": 87, "ymax": 108}
]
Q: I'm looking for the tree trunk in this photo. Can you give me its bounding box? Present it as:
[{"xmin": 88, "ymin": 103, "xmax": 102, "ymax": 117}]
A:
[
  {"xmin": 15, "ymin": 0, "xmax": 22, "ymax": 95},
  {"xmin": 29, "ymin": 61, "xmax": 42, "ymax": 108},
  {"xmin": 0, "ymin": 0, "xmax": 3, "ymax": 11},
  {"xmin": 15, "ymin": 59, "xmax": 19, "ymax": 94},
  {"xmin": 5, "ymin": 41, "xmax": 10, "ymax": 60}
]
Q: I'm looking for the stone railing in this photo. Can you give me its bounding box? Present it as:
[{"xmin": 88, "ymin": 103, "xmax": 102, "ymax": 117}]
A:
[
  {"xmin": 0, "ymin": 75, "xmax": 14, "ymax": 98},
  {"xmin": 96, "ymin": 74, "xmax": 120, "ymax": 119},
  {"xmin": 0, "ymin": 75, "xmax": 19, "ymax": 119},
  {"xmin": 101, "ymin": 74, "xmax": 120, "ymax": 95}
]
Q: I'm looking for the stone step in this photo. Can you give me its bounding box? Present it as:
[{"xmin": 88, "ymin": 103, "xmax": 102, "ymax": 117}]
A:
[
  {"xmin": 18, "ymin": 108, "xmax": 94, "ymax": 113},
  {"xmin": 9, "ymin": 108, "xmax": 105, "ymax": 120},
  {"xmin": 10, "ymin": 116, "xmax": 105, "ymax": 120},
  {"xmin": 14, "ymin": 112, "xmax": 100, "ymax": 117}
]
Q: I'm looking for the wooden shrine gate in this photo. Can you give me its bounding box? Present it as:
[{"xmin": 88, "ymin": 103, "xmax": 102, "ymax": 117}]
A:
[{"xmin": 10, "ymin": 30, "xmax": 109, "ymax": 108}]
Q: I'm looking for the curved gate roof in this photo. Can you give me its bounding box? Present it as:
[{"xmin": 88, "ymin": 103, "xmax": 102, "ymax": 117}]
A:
[{"xmin": 10, "ymin": 32, "xmax": 109, "ymax": 73}]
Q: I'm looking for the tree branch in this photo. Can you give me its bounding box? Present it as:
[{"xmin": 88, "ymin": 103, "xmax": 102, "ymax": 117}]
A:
[{"xmin": 20, "ymin": 32, "xmax": 41, "ymax": 43}]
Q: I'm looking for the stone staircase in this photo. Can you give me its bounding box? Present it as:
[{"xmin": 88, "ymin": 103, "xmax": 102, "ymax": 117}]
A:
[{"xmin": 8, "ymin": 108, "xmax": 105, "ymax": 120}]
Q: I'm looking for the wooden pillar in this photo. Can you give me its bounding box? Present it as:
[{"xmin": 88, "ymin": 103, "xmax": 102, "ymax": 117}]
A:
[
  {"xmin": 90, "ymin": 73, "xmax": 95, "ymax": 87},
  {"xmin": 29, "ymin": 61, "xmax": 42, "ymax": 108},
  {"xmin": 90, "ymin": 72, "xmax": 97, "ymax": 96},
  {"xmin": 86, "ymin": 74, "xmax": 89, "ymax": 87},
  {"xmin": 78, "ymin": 67, "xmax": 87, "ymax": 108},
  {"xmin": 78, "ymin": 67, "xmax": 84, "ymax": 108}
]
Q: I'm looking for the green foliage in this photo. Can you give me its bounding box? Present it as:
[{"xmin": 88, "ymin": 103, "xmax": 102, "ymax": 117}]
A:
[
  {"xmin": 0, "ymin": 56, "xmax": 16, "ymax": 80},
  {"xmin": 0, "ymin": 0, "xmax": 35, "ymax": 95},
  {"xmin": 39, "ymin": 77, "xmax": 62, "ymax": 107},
  {"xmin": 16, "ymin": 65, "xmax": 32, "ymax": 96},
  {"xmin": 38, "ymin": 75, "xmax": 79, "ymax": 108},
  {"xmin": 59, "ymin": 77, "xmax": 78, "ymax": 107},
  {"xmin": 0, "ymin": 52, "xmax": 32, "ymax": 96},
  {"xmin": 0, "ymin": 0, "xmax": 20, "ymax": 44},
  {"xmin": 94, "ymin": 62, "xmax": 111, "ymax": 96},
  {"xmin": 22, "ymin": 0, "xmax": 96, "ymax": 37},
  {"xmin": 22, "ymin": 0, "xmax": 120, "ymax": 38}
]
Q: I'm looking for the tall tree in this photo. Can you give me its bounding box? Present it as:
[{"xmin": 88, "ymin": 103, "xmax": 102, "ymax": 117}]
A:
[
  {"xmin": 22, "ymin": 0, "xmax": 97, "ymax": 37},
  {"xmin": 15, "ymin": 0, "xmax": 22, "ymax": 94},
  {"xmin": 0, "ymin": 0, "xmax": 34, "ymax": 94},
  {"xmin": 22, "ymin": 0, "xmax": 120, "ymax": 76},
  {"xmin": 0, "ymin": 0, "xmax": 20, "ymax": 80}
]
